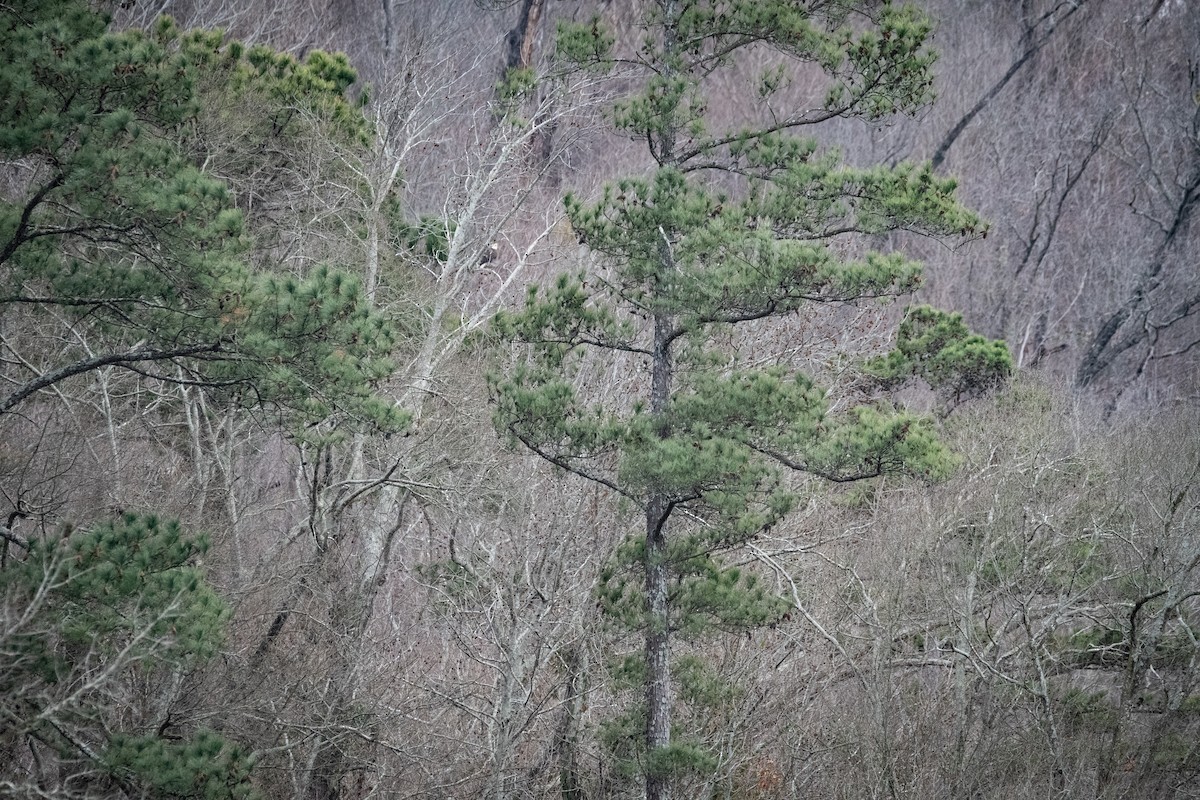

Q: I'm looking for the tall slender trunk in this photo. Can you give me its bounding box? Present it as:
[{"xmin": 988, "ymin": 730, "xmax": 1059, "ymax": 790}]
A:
[
  {"xmin": 556, "ymin": 646, "xmax": 587, "ymax": 799},
  {"xmin": 380, "ymin": 0, "xmax": 396, "ymax": 67},
  {"xmin": 951, "ymin": 571, "xmax": 976, "ymax": 795},
  {"xmin": 644, "ymin": 311, "xmax": 673, "ymax": 800},
  {"xmin": 643, "ymin": 518, "xmax": 670, "ymax": 799},
  {"xmin": 645, "ymin": 6, "xmax": 680, "ymax": 794}
]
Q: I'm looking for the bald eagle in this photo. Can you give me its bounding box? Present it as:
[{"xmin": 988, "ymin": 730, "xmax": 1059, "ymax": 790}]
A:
[{"xmin": 479, "ymin": 242, "xmax": 499, "ymax": 266}]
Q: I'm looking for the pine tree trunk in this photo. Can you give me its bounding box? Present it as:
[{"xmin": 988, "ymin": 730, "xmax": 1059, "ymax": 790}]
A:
[
  {"xmin": 644, "ymin": 312, "xmax": 674, "ymax": 800},
  {"xmin": 644, "ymin": 504, "xmax": 671, "ymax": 800}
]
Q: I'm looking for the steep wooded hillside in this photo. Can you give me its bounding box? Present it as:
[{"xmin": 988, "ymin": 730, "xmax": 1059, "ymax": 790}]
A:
[
  {"xmin": 3, "ymin": 2, "xmax": 1198, "ymax": 799},
  {"xmin": 121, "ymin": 0, "xmax": 1200, "ymax": 411}
]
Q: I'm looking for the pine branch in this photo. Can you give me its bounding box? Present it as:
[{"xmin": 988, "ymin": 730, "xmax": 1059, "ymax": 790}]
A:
[{"xmin": 1, "ymin": 342, "xmax": 224, "ymax": 414}]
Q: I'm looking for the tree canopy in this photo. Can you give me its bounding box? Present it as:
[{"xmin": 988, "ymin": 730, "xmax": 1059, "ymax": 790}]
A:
[
  {"xmin": 0, "ymin": 2, "xmax": 405, "ymax": 795},
  {"xmin": 491, "ymin": 2, "xmax": 1011, "ymax": 797},
  {"xmin": 0, "ymin": 0, "xmax": 402, "ymax": 432}
]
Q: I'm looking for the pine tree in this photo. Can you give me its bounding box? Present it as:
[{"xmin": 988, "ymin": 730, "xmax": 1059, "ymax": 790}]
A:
[
  {"xmin": 0, "ymin": 0, "xmax": 402, "ymax": 432},
  {"xmin": 0, "ymin": 514, "xmax": 260, "ymax": 799},
  {"xmin": 0, "ymin": 4, "xmax": 409, "ymax": 794},
  {"xmin": 490, "ymin": 3, "xmax": 1011, "ymax": 797}
]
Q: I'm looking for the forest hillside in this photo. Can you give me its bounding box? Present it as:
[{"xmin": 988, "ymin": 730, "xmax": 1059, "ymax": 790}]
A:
[{"xmin": 2, "ymin": 1, "xmax": 1198, "ymax": 799}]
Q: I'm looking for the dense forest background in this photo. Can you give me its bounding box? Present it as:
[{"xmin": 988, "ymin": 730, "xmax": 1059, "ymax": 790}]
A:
[{"xmin": 2, "ymin": 1, "xmax": 1198, "ymax": 799}]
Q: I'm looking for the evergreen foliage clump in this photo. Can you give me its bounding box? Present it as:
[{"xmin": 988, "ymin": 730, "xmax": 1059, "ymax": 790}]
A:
[
  {"xmin": 1, "ymin": 514, "xmax": 258, "ymax": 798},
  {"xmin": 0, "ymin": 0, "xmax": 403, "ymax": 433}
]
